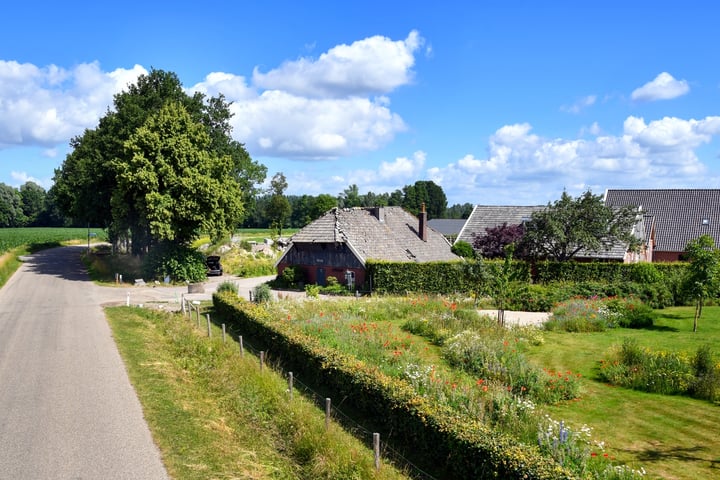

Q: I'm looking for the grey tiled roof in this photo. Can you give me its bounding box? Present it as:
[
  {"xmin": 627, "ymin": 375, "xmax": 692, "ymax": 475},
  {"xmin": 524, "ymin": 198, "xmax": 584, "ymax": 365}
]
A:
[
  {"xmin": 605, "ymin": 189, "xmax": 720, "ymax": 252},
  {"xmin": 427, "ymin": 218, "xmax": 467, "ymax": 236},
  {"xmin": 458, "ymin": 203, "xmax": 645, "ymax": 260},
  {"xmin": 457, "ymin": 205, "xmax": 545, "ymax": 245},
  {"xmin": 288, "ymin": 207, "xmax": 460, "ymax": 263}
]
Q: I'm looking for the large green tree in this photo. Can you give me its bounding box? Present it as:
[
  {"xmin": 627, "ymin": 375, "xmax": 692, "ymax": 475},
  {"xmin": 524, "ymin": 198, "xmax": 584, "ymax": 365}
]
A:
[
  {"xmin": 401, "ymin": 180, "xmax": 447, "ymax": 218},
  {"xmin": 0, "ymin": 183, "xmax": 26, "ymax": 227},
  {"xmin": 19, "ymin": 182, "xmax": 46, "ymax": 226},
  {"xmin": 266, "ymin": 172, "xmax": 291, "ymax": 237},
  {"xmin": 53, "ymin": 68, "xmax": 265, "ymax": 253},
  {"xmin": 113, "ymin": 102, "xmax": 245, "ymax": 245},
  {"xmin": 521, "ymin": 190, "xmax": 640, "ymax": 261},
  {"xmin": 683, "ymin": 235, "xmax": 720, "ymax": 333}
]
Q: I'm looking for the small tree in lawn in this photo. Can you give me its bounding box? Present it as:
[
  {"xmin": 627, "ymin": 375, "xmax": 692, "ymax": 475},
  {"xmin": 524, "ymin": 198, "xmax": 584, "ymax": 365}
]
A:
[
  {"xmin": 466, "ymin": 244, "xmax": 528, "ymax": 324},
  {"xmin": 683, "ymin": 235, "xmax": 720, "ymax": 333}
]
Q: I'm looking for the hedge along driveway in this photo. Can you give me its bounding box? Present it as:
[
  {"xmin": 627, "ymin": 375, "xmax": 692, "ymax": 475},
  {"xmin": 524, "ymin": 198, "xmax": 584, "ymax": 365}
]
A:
[{"xmin": 212, "ymin": 292, "xmax": 574, "ymax": 480}]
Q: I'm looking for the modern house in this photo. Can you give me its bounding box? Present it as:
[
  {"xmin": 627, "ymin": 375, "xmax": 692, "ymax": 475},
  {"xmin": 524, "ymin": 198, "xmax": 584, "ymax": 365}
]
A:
[
  {"xmin": 276, "ymin": 205, "xmax": 460, "ymax": 289},
  {"xmin": 604, "ymin": 189, "xmax": 720, "ymax": 262}
]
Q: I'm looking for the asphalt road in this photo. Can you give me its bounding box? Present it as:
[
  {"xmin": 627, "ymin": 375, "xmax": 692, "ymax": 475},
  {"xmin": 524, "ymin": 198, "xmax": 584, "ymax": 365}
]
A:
[{"xmin": 0, "ymin": 246, "xmax": 169, "ymax": 480}]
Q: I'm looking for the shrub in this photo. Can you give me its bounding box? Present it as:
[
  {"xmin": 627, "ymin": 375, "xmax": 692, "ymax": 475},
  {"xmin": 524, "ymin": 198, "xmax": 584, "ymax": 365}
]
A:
[
  {"xmin": 605, "ymin": 297, "xmax": 655, "ymax": 328},
  {"xmin": 142, "ymin": 241, "xmax": 207, "ymax": 283},
  {"xmin": 598, "ymin": 339, "xmax": 720, "ymax": 399},
  {"xmin": 304, "ymin": 284, "xmax": 320, "ymax": 297},
  {"xmin": 547, "ymin": 298, "xmax": 613, "ymax": 332},
  {"xmin": 689, "ymin": 344, "xmax": 720, "ymax": 402},
  {"xmin": 216, "ymin": 281, "xmax": 238, "ymax": 295},
  {"xmin": 281, "ymin": 265, "xmax": 300, "ymax": 286},
  {"xmin": 253, "ymin": 283, "xmax": 272, "ymax": 303},
  {"xmin": 451, "ymin": 240, "xmax": 475, "ymax": 259}
]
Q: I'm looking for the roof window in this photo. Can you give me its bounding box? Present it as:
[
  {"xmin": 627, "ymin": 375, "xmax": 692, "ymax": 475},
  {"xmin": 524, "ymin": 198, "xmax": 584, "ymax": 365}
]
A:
[{"xmin": 702, "ymin": 218, "xmax": 710, "ymax": 225}]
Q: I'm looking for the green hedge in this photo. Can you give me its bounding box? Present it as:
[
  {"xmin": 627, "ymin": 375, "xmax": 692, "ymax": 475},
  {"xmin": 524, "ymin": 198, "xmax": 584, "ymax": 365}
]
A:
[
  {"xmin": 213, "ymin": 292, "xmax": 574, "ymax": 479},
  {"xmin": 365, "ymin": 259, "xmax": 683, "ymax": 309},
  {"xmin": 367, "ymin": 259, "xmax": 531, "ymax": 295},
  {"xmin": 534, "ymin": 260, "xmax": 686, "ymax": 285}
]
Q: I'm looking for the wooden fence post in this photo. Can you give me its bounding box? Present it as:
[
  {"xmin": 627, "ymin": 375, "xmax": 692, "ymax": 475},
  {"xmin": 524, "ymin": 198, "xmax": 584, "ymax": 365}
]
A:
[
  {"xmin": 325, "ymin": 398, "xmax": 331, "ymax": 430},
  {"xmin": 206, "ymin": 314, "xmax": 212, "ymax": 337},
  {"xmin": 260, "ymin": 351, "xmax": 265, "ymax": 371},
  {"xmin": 221, "ymin": 323, "xmax": 226, "ymax": 343},
  {"xmin": 373, "ymin": 433, "xmax": 380, "ymax": 470},
  {"xmin": 239, "ymin": 336, "xmax": 244, "ymax": 357}
]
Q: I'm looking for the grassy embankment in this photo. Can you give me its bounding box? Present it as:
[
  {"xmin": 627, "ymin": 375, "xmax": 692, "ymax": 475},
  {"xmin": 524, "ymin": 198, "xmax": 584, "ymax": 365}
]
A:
[{"xmin": 107, "ymin": 306, "xmax": 410, "ymax": 480}]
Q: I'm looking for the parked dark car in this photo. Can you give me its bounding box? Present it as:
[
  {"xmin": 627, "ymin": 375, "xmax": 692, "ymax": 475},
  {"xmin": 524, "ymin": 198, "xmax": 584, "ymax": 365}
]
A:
[{"xmin": 206, "ymin": 255, "xmax": 223, "ymax": 276}]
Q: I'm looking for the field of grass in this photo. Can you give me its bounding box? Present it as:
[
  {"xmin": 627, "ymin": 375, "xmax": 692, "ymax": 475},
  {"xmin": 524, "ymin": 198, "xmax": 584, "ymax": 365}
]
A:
[
  {"xmin": 106, "ymin": 306, "xmax": 410, "ymax": 480},
  {"xmin": 0, "ymin": 227, "xmax": 107, "ymax": 288},
  {"xmin": 526, "ymin": 306, "xmax": 720, "ymax": 480},
  {"xmin": 0, "ymin": 227, "xmax": 106, "ymax": 254}
]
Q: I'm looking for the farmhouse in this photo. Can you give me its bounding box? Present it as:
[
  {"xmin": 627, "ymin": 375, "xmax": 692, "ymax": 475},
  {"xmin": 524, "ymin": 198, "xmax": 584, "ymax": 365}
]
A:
[
  {"xmin": 456, "ymin": 203, "xmax": 649, "ymax": 262},
  {"xmin": 456, "ymin": 205, "xmax": 545, "ymax": 247},
  {"xmin": 276, "ymin": 205, "xmax": 459, "ymax": 289},
  {"xmin": 605, "ymin": 189, "xmax": 720, "ymax": 262}
]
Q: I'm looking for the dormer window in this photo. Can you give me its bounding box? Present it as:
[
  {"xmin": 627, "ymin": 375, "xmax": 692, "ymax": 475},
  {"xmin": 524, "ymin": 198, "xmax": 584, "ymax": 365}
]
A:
[{"xmin": 702, "ymin": 218, "xmax": 710, "ymax": 226}]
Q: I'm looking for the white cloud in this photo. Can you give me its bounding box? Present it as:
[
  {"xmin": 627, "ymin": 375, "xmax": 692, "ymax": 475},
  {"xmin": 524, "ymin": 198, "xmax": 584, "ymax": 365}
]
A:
[
  {"xmin": 378, "ymin": 151, "xmax": 425, "ymax": 179},
  {"xmin": 631, "ymin": 72, "xmax": 689, "ymax": 102},
  {"xmin": 229, "ymin": 90, "xmax": 406, "ymax": 158},
  {"xmin": 10, "ymin": 171, "xmax": 50, "ymax": 188},
  {"xmin": 561, "ymin": 95, "xmax": 597, "ymax": 114},
  {"xmin": 0, "ymin": 60, "xmax": 145, "ymax": 147},
  {"xmin": 187, "ymin": 72, "xmax": 256, "ymax": 100},
  {"xmin": 252, "ymin": 30, "xmax": 422, "ymax": 97},
  {"xmin": 428, "ymin": 115, "xmax": 720, "ymax": 204}
]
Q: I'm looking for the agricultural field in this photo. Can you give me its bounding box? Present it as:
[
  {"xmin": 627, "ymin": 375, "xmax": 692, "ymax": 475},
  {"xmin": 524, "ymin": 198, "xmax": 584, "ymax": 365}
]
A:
[
  {"xmin": 256, "ymin": 296, "xmax": 720, "ymax": 480},
  {"xmin": 0, "ymin": 227, "xmax": 106, "ymax": 254}
]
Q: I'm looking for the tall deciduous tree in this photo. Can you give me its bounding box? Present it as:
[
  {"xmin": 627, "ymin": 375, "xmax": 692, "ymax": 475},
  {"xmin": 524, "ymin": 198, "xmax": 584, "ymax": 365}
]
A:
[
  {"xmin": 266, "ymin": 172, "xmax": 291, "ymax": 237},
  {"xmin": 402, "ymin": 180, "xmax": 447, "ymax": 218},
  {"xmin": 0, "ymin": 183, "xmax": 26, "ymax": 227},
  {"xmin": 114, "ymin": 102, "xmax": 245, "ymax": 245},
  {"xmin": 473, "ymin": 223, "xmax": 527, "ymax": 259},
  {"xmin": 683, "ymin": 235, "xmax": 720, "ymax": 333},
  {"xmin": 521, "ymin": 190, "xmax": 640, "ymax": 261},
  {"xmin": 19, "ymin": 182, "xmax": 46, "ymax": 226},
  {"xmin": 53, "ymin": 68, "xmax": 265, "ymax": 253}
]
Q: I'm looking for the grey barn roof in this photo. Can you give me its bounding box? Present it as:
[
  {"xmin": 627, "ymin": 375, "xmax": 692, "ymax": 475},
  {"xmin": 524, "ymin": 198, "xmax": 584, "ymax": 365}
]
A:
[
  {"xmin": 456, "ymin": 205, "xmax": 545, "ymax": 245},
  {"xmin": 604, "ymin": 189, "xmax": 720, "ymax": 253},
  {"xmin": 427, "ymin": 218, "xmax": 467, "ymax": 236},
  {"xmin": 286, "ymin": 206, "xmax": 460, "ymax": 264}
]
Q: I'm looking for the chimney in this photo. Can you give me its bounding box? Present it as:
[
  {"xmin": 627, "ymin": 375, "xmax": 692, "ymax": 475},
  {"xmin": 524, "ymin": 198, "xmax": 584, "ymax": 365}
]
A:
[
  {"xmin": 371, "ymin": 206, "xmax": 385, "ymax": 222},
  {"xmin": 419, "ymin": 203, "xmax": 428, "ymax": 241}
]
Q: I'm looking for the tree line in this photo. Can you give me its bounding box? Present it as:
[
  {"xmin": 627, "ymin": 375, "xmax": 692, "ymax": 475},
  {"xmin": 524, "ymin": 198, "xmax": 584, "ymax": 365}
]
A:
[
  {"xmin": 0, "ymin": 181, "xmax": 68, "ymax": 228},
  {"xmin": 243, "ymin": 177, "xmax": 474, "ymax": 230}
]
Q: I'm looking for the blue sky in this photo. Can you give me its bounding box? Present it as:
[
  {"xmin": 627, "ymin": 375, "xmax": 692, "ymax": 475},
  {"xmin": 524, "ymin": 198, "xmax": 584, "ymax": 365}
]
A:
[{"xmin": 1, "ymin": 1, "xmax": 718, "ymax": 206}]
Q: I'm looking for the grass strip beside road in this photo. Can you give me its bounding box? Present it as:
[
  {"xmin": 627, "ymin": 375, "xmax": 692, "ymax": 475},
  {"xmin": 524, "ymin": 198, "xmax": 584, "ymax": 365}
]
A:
[{"xmin": 106, "ymin": 306, "xmax": 410, "ymax": 480}]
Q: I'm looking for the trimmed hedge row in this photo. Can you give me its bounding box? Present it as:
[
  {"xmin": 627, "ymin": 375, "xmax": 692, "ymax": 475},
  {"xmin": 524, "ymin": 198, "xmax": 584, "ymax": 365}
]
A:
[
  {"xmin": 367, "ymin": 259, "xmax": 530, "ymax": 295},
  {"xmin": 213, "ymin": 292, "xmax": 574, "ymax": 480},
  {"xmin": 365, "ymin": 259, "xmax": 688, "ymax": 308},
  {"xmin": 533, "ymin": 260, "xmax": 686, "ymax": 285}
]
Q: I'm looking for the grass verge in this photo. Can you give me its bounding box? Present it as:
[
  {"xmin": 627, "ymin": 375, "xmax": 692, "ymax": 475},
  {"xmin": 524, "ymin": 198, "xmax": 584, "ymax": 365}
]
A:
[{"xmin": 106, "ymin": 306, "xmax": 410, "ymax": 480}]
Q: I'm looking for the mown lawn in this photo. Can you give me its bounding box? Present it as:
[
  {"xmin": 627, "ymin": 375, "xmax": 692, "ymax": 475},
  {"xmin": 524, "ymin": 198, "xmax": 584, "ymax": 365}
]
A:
[{"xmin": 526, "ymin": 306, "xmax": 720, "ymax": 480}]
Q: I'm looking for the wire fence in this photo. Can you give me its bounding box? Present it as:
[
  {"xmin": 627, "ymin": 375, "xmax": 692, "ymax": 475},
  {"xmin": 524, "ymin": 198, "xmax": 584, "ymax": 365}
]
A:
[{"xmin": 182, "ymin": 298, "xmax": 438, "ymax": 480}]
